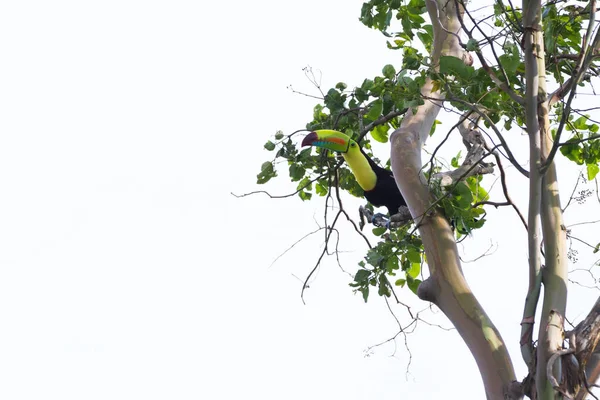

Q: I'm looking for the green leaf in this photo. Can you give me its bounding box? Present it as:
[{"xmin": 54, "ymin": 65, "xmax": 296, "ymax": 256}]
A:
[
  {"xmin": 296, "ymin": 177, "xmax": 312, "ymax": 191},
  {"xmin": 256, "ymin": 162, "xmax": 276, "ymax": 184},
  {"xmin": 316, "ymin": 181, "xmax": 328, "ymax": 196},
  {"xmin": 451, "ymin": 150, "xmax": 462, "ymax": 168},
  {"xmin": 407, "ymin": 262, "xmax": 420, "ymax": 278},
  {"xmin": 498, "ymin": 52, "xmax": 521, "ymax": 74},
  {"xmin": 587, "ymin": 163, "xmax": 599, "ymax": 180},
  {"xmin": 406, "ymin": 249, "xmax": 421, "ymax": 264},
  {"xmin": 366, "ymin": 248, "xmax": 384, "ymax": 266},
  {"xmin": 429, "ymin": 119, "xmax": 441, "ymax": 136},
  {"xmin": 264, "ymin": 141, "xmax": 276, "ymax": 151},
  {"xmin": 378, "ymin": 275, "xmax": 391, "ymax": 297},
  {"xmin": 407, "ymin": 278, "xmax": 422, "ymax": 295},
  {"xmin": 296, "ymin": 147, "xmax": 312, "ymax": 162},
  {"xmin": 371, "ymin": 124, "xmax": 390, "ymax": 143},
  {"xmin": 372, "ymin": 227, "xmax": 387, "ymax": 236},
  {"xmin": 324, "ymin": 88, "xmax": 346, "ymax": 112},
  {"xmin": 455, "ymin": 182, "xmax": 473, "ymax": 208},
  {"xmin": 401, "ymin": 15, "xmax": 413, "ymax": 38},
  {"xmin": 360, "ymin": 286, "xmax": 369, "ymax": 303},
  {"xmin": 560, "ymin": 141, "xmax": 584, "ymax": 164},
  {"xmin": 395, "ymin": 278, "xmax": 406, "ymax": 287},
  {"xmin": 382, "ymin": 64, "xmax": 396, "ymax": 79},
  {"xmin": 573, "ymin": 116, "xmax": 589, "ymax": 130},
  {"xmin": 439, "ymin": 56, "xmax": 475, "ymax": 80},
  {"xmin": 387, "ymin": 39, "xmax": 406, "ymax": 50},
  {"xmin": 298, "ymin": 191, "xmax": 312, "ymax": 201},
  {"xmin": 466, "ymin": 38, "xmax": 479, "ymax": 51},
  {"xmin": 289, "ymin": 164, "xmax": 305, "ymax": 182},
  {"xmin": 275, "ymin": 131, "xmax": 284, "ymax": 140},
  {"xmin": 385, "ymin": 256, "xmax": 399, "ymax": 273},
  {"xmin": 367, "ymin": 99, "xmax": 383, "ymax": 120},
  {"xmin": 355, "ymin": 269, "xmax": 371, "ymax": 283}
]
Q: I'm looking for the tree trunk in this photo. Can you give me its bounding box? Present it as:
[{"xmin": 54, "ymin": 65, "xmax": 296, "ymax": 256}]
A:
[{"xmin": 389, "ymin": 1, "xmax": 518, "ymax": 398}]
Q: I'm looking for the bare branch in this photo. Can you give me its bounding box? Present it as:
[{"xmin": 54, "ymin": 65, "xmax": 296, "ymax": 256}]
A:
[
  {"xmin": 231, "ymin": 172, "xmax": 329, "ymax": 199},
  {"xmin": 269, "ymin": 227, "xmax": 326, "ymax": 268},
  {"xmin": 300, "ymin": 211, "xmax": 342, "ymax": 304},
  {"xmin": 483, "ymin": 146, "xmax": 528, "ymax": 231},
  {"xmin": 563, "ymin": 172, "xmax": 585, "ymax": 213},
  {"xmin": 459, "ymin": 240, "xmax": 497, "ymax": 263},
  {"xmin": 286, "ymin": 85, "xmax": 324, "ymax": 100}
]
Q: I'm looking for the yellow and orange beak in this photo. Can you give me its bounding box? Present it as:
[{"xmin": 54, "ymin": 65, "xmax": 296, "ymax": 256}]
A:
[{"xmin": 301, "ymin": 130, "xmax": 352, "ymax": 153}]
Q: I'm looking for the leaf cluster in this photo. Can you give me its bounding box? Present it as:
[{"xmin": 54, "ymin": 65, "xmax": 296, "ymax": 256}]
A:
[
  {"xmin": 257, "ymin": 61, "xmax": 429, "ymax": 202},
  {"xmin": 559, "ymin": 115, "xmax": 600, "ymax": 180},
  {"xmin": 350, "ymin": 226, "xmax": 423, "ymax": 302}
]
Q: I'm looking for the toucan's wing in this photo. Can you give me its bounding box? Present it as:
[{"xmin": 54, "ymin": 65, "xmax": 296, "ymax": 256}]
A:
[
  {"xmin": 362, "ymin": 165, "xmax": 406, "ymax": 215},
  {"xmin": 357, "ymin": 148, "xmax": 407, "ymax": 214}
]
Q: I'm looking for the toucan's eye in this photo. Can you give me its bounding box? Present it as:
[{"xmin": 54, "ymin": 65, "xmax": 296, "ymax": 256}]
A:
[{"xmin": 351, "ymin": 143, "xmax": 356, "ymax": 147}]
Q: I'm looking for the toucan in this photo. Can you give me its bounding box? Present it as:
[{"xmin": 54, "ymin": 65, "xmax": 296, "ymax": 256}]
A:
[{"xmin": 301, "ymin": 129, "xmax": 407, "ymax": 215}]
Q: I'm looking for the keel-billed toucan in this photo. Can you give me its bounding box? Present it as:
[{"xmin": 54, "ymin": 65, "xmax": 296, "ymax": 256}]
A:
[{"xmin": 301, "ymin": 129, "xmax": 406, "ymax": 215}]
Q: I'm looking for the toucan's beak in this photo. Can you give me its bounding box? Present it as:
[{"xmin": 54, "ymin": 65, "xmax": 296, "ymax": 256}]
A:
[
  {"xmin": 301, "ymin": 131, "xmax": 318, "ymax": 147},
  {"xmin": 300, "ymin": 129, "xmax": 352, "ymax": 153}
]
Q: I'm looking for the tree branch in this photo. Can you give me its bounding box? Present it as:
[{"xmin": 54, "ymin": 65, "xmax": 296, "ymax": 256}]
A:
[
  {"xmin": 522, "ymin": 0, "xmax": 544, "ymax": 380},
  {"xmin": 453, "ymin": 0, "xmax": 525, "ymax": 105},
  {"xmin": 431, "ymin": 94, "xmax": 530, "ymax": 178},
  {"xmin": 390, "ymin": 1, "xmax": 517, "ymax": 398},
  {"xmin": 357, "ymin": 108, "xmax": 408, "ymax": 144}
]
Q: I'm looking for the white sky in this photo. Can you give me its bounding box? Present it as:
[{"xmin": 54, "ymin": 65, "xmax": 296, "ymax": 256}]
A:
[{"xmin": 0, "ymin": 1, "xmax": 598, "ymax": 399}]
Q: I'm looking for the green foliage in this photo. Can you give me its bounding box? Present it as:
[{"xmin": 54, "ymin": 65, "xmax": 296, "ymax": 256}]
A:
[
  {"xmin": 498, "ymin": 43, "xmax": 521, "ymax": 74},
  {"xmin": 439, "ymin": 56, "xmax": 475, "ymax": 80},
  {"xmin": 431, "ymin": 176, "xmax": 489, "ymax": 238},
  {"xmin": 382, "ymin": 64, "xmax": 397, "ymax": 79},
  {"xmin": 350, "ymin": 226, "xmax": 423, "ymax": 301},
  {"xmin": 543, "ymin": 3, "xmax": 589, "ymax": 83},
  {"xmin": 466, "ymin": 39, "xmax": 479, "ymax": 52},
  {"xmin": 257, "ymin": 162, "xmax": 276, "ymax": 184},
  {"xmin": 432, "ymin": 50, "xmax": 526, "ymax": 128},
  {"xmin": 451, "ymin": 151, "xmax": 462, "ymax": 168},
  {"xmin": 264, "ymin": 141, "xmax": 276, "ymax": 151},
  {"xmin": 360, "ymin": 0, "xmax": 427, "ymax": 39},
  {"xmin": 371, "ymin": 124, "xmax": 390, "ymax": 143},
  {"xmin": 559, "ymin": 115, "xmax": 600, "ymax": 179},
  {"xmin": 544, "ymin": 4, "xmax": 582, "ymax": 58}
]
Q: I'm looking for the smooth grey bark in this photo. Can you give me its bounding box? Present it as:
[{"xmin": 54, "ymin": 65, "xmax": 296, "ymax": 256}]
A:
[{"xmin": 389, "ymin": 1, "xmax": 518, "ymax": 398}]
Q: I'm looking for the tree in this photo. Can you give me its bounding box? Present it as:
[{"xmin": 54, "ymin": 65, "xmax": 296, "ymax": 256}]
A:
[{"xmin": 248, "ymin": 1, "xmax": 600, "ymax": 399}]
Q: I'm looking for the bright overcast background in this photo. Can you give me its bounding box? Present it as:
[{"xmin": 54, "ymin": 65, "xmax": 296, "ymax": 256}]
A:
[{"xmin": 0, "ymin": 1, "xmax": 598, "ymax": 399}]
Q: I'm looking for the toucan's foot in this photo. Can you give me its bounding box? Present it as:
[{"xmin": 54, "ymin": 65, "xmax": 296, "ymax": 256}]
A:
[
  {"xmin": 371, "ymin": 213, "xmax": 387, "ymax": 221},
  {"xmin": 371, "ymin": 213, "xmax": 390, "ymax": 229}
]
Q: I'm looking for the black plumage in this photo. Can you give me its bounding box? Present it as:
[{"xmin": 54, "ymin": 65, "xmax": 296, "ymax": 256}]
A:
[{"xmin": 360, "ymin": 149, "xmax": 407, "ymax": 215}]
